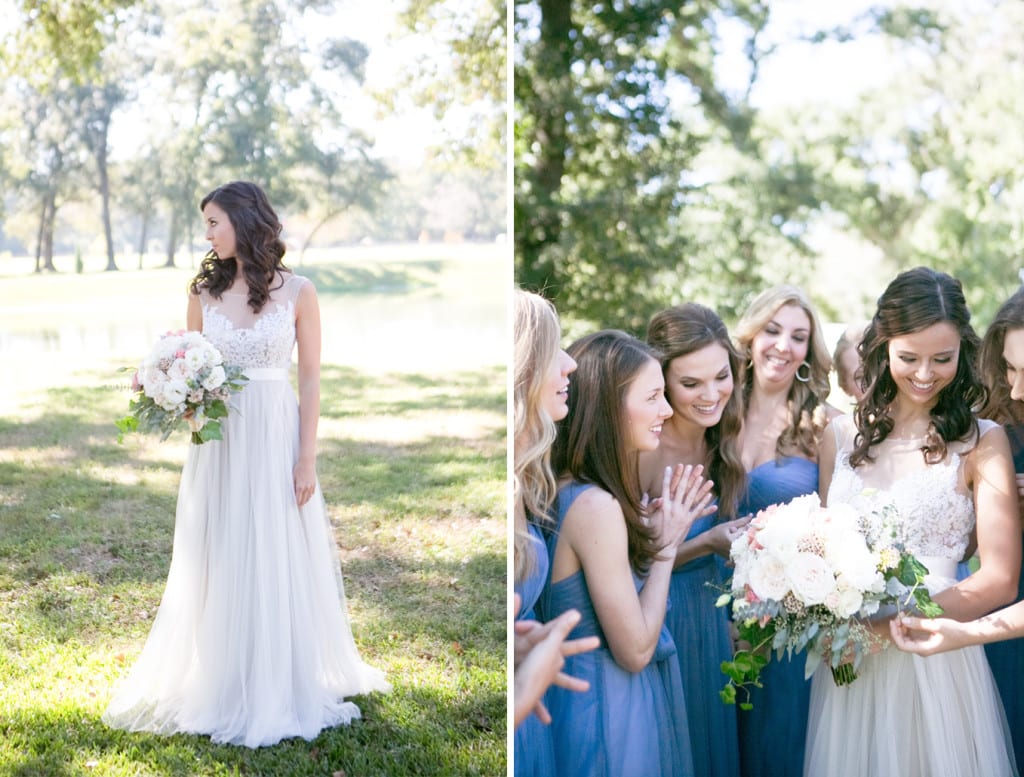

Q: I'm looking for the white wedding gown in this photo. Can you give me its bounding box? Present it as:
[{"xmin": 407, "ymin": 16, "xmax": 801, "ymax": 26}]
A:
[
  {"xmin": 103, "ymin": 273, "xmax": 390, "ymax": 747},
  {"xmin": 804, "ymin": 414, "xmax": 1016, "ymax": 777}
]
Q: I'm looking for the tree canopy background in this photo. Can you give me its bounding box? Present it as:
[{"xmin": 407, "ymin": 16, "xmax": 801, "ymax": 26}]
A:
[
  {"xmin": 0, "ymin": 0, "xmax": 505, "ymax": 271},
  {"xmin": 515, "ymin": 0, "xmax": 1024, "ymax": 335}
]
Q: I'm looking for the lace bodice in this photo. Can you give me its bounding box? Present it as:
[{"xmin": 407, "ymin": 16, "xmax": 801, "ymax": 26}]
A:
[
  {"xmin": 826, "ymin": 414, "xmax": 991, "ymax": 561},
  {"xmin": 199, "ymin": 274, "xmax": 308, "ymax": 369}
]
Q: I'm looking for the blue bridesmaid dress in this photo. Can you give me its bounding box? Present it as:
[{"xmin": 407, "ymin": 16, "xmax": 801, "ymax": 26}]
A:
[
  {"xmin": 514, "ymin": 524, "xmax": 556, "ymax": 777},
  {"xmin": 538, "ymin": 481, "xmax": 695, "ymax": 777},
  {"xmin": 985, "ymin": 423, "xmax": 1024, "ymax": 773},
  {"xmin": 665, "ymin": 511, "xmax": 740, "ymax": 777},
  {"xmin": 734, "ymin": 457, "xmax": 818, "ymax": 777}
]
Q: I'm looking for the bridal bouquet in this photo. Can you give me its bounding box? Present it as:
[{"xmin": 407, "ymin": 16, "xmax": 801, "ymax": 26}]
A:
[
  {"xmin": 115, "ymin": 330, "xmax": 248, "ymax": 445},
  {"xmin": 718, "ymin": 493, "xmax": 942, "ymax": 708}
]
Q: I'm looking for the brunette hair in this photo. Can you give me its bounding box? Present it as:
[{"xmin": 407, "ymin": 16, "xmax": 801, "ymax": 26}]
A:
[
  {"xmin": 552, "ymin": 330, "xmax": 662, "ymax": 576},
  {"xmin": 734, "ymin": 285, "xmax": 832, "ymax": 459},
  {"xmin": 852, "ymin": 266, "xmax": 983, "ymax": 467},
  {"xmin": 978, "ymin": 287, "xmax": 1024, "ymax": 425},
  {"xmin": 190, "ymin": 181, "xmax": 288, "ymax": 313},
  {"xmin": 513, "ymin": 288, "xmax": 562, "ymax": 582},
  {"xmin": 833, "ymin": 321, "xmax": 868, "ymax": 400},
  {"xmin": 646, "ymin": 303, "xmax": 746, "ymax": 519}
]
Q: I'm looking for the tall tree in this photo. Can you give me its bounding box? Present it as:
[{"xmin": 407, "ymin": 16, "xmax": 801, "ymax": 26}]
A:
[{"xmin": 515, "ymin": 0, "xmax": 794, "ymax": 331}]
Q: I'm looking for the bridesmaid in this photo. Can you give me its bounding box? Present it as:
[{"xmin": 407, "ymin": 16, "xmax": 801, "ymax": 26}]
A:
[
  {"xmin": 732, "ymin": 285, "xmax": 841, "ymax": 777},
  {"xmin": 512, "ymin": 289, "xmax": 597, "ymax": 772},
  {"xmin": 539, "ymin": 329, "xmax": 714, "ymax": 777},
  {"xmin": 640, "ymin": 303, "xmax": 748, "ymax": 777},
  {"xmin": 976, "ymin": 287, "xmax": 1024, "ymax": 772}
]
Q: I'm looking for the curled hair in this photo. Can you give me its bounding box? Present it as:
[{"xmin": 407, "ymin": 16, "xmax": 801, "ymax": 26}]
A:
[
  {"xmin": 646, "ymin": 303, "xmax": 746, "ymax": 520},
  {"xmin": 852, "ymin": 266, "xmax": 984, "ymax": 467},
  {"xmin": 189, "ymin": 181, "xmax": 288, "ymax": 313},
  {"xmin": 513, "ymin": 288, "xmax": 562, "ymax": 582},
  {"xmin": 979, "ymin": 287, "xmax": 1024, "ymax": 425},
  {"xmin": 552, "ymin": 330, "xmax": 662, "ymax": 576},
  {"xmin": 734, "ymin": 285, "xmax": 832, "ymax": 459}
]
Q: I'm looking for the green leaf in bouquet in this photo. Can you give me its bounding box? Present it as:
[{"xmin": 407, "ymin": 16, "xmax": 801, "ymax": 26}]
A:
[
  {"xmin": 715, "ymin": 593, "xmax": 732, "ymax": 608},
  {"xmin": 804, "ymin": 643, "xmax": 823, "ymax": 680},
  {"xmin": 771, "ymin": 627, "xmax": 789, "ymax": 650},
  {"xmin": 913, "ymin": 589, "xmax": 944, "ymax": 618},
  {"xmin": 114, "ymin": 415, "xmax": 139, "ymax": 444},
  {"xmin": 198, "ymin": 420, "xmax": 223, "ymax": 443},
  {"xmin": 719, "ymin": 684, "xmax": 737, "ymax": 705},
  {"xmin": 206, "ymin": 399, "xmax": 229, "ymax": 420}
]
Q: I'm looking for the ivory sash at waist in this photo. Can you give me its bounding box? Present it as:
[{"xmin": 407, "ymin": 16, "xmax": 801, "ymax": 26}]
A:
[
  {"xmin": 916, "ymin": 555, "xmax": 958, "ymax": 583},
  {"xmin": 243, "ymin": 367, "xmax": 289, "ymax": 382}
]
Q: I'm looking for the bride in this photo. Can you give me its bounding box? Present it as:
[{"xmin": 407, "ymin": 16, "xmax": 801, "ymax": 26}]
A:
[
  {"xmin": 806, "ymin": 266, "xmax": 1019, "ymax": 776},
  {"xmin": 103, "ymin": 181, "xmax": 390, "ymax": 747}
]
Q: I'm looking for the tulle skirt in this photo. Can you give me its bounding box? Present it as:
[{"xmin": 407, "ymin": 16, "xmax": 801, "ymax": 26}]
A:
[
  {"xmin": 103, "ymin": 369, "xmax": 390, "ymax": 747},
  {"xmin": 804, "ymin": 562, "xmax": 1016, "ymax": 777}
]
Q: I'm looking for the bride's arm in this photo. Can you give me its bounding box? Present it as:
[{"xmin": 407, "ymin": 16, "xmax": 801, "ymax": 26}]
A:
[
  {"xmin": 186, "ymin": 291, "xmax": 202, "ymax": 331},
  {"xmin": 294, "ymin": 281, "xmax": 322, "ymax": 507},
  {"xmin": 934, "ymin": 425, "xmax": 1021, "ymax": 621}
]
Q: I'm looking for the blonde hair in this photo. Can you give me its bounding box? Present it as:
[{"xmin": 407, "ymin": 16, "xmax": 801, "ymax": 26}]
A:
[
  {"xmin": 514, "ymin": 288, "xmax": 561, "ymax": 583},
  {"xmin": 734, "ymin": 285, "xmax": 832, "ymax": 459}
]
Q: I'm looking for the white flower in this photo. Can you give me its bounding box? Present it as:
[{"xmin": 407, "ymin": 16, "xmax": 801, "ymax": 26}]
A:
[
  {"xmin": 748, "ymin": 553, "xmax": 791, "ymax": 602},
  {"xmin": 168, "ymin": 358, "xmax": 191, "ymax": 381},
  {"xmin": 786, "ymin": 552, "xmax": 836, "ymax": 605},
  {"xmin": 201, "ymin": 365, "xmax": 226, "ymax": 390},
  {"xmin": 827, "ymin": 584, "xmax": 864, "ymax": 618},
  {"xmin": 161, "ymin": 379, "xmax": 188, "ymax": 408},
  {"xmin": 184, "ymin": 349, "xmax": 206, "ymax": 372}
]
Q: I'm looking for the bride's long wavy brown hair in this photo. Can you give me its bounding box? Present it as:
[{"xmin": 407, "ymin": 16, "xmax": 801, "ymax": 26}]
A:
[
  {"xmin": 190, "ymin": 181, "xmax": 289, "ymax": 313},
  {"xmin": 851, "ymin": 266, "xmax": 984, "ymax": 467}
]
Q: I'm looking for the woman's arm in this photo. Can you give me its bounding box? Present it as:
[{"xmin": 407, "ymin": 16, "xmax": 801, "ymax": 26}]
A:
[
  {"xmin": 672, "ymin": 515, "xmax": 750, "ymax": 567},
  {"xmin": 186, "ymin": 291, "xmax": 202, "ymax": 331},
  {"xmin": 559, "ymin": 465, "xmax": 709, "ymax": 672},
  {"xmin": 293, "ymin": 280, "xmax": 322, "ymax": 507},
  {"xmin": 933, "ymin": 425, "xmax": 1021, "ymax": 620},
  {"xmin": 891, "ymin": 602, "xmax": 1024, "ymax": 655}
]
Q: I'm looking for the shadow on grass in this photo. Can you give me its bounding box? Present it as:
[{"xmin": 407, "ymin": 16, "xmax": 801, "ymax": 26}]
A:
[
  {"xmin": 318, "ymin": 365, "xmax": 505, "ymax": 419},
  {"xmin": 342, "ymin": 550, "xmax": 505, "ymax": 649},
  {"xmin": 1, "ymin": 683, "xmax": 504, "ymax": 776},
  {"xmin": 297, "ymin": 261, "xmax": 446, "ymax": 297}
]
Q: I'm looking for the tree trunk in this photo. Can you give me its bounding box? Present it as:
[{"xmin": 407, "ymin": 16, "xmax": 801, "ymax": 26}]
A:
[
  {"xmin": 99, "ymin": 140, "xmax": 117, "ymax": 271},
  {"xmin": 137, "ymin": 209, "xmax": 150, "ymax": 269},
  {"xmin": 164, "ymin": 206, "xmax": 178, "ymax": 268},
  {"xmin": 41, "ymin": 191, "xmax": 57, "ymax": 272},
  {"xmin": 517, "ymin": 0, "xmax": 573, "ymax": 293},
  {"xmin": 34, "ymin": 197, "xmax": 46, "ymax": 273}
]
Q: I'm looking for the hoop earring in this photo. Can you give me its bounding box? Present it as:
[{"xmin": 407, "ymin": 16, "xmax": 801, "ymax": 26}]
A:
[{"xmin": 795, "ymin": 361, "xmax": 811, "ymax": 383}]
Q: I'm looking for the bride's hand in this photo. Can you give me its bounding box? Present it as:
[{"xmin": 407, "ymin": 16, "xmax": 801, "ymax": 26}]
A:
[{"xmin": 293, "ymin": 459, "xmax": 317, "ymax": 507}]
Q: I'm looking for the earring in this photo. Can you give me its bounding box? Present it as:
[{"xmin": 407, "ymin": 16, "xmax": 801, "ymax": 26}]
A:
[{"xmin": 795, "ymin": 361, "xmax": 811, "ymax": 383}]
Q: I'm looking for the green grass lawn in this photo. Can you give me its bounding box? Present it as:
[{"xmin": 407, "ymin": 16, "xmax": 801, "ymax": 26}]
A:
[{"xmin": 0, "ymin": 250, "xmax": 508, "ymax": 776}]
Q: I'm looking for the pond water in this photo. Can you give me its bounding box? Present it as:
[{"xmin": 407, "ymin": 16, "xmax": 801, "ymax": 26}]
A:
[
  {"xmin": 0, "ymin": 292, "xmax": 505, "ymax": 373},
  {"xmin": 0, "ymin": 251, "xmax": 507, "ymax": 410}
]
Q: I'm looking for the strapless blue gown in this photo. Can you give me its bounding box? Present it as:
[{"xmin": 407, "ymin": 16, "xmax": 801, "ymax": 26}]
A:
[
  {"xmin": 514, "ymin": 524, "xmax": 556, "ymax": 777},
  {"xmin": 734, "ymin": 457, "xmax": 818, "ymax": 777},
  {"xmin": 985, "ymin": 424, "xmax": 1024, "ymax": 773},
  {"xmin": 538, "ymin": 481, "xmax": 694, "ymax": 777},
  {"xmin": 665, "ymin": 511, "xmax": 740, "ymax": 777}
]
